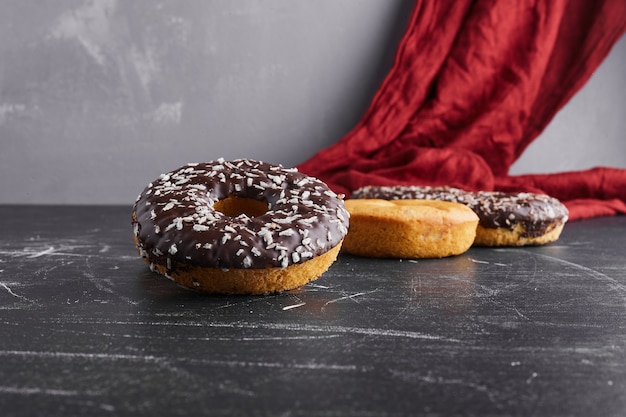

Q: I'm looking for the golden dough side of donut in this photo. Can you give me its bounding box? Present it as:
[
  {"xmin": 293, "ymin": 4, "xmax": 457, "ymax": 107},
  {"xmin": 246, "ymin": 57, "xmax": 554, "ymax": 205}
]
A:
[
  {"xmin": 145, "ymin": 242, "xmax": 342, "ymax": 295},
  {"xmin": 474, "ymin": 223, "xmax": 565, "ymax": 247},
  {"xmin": 342, "ymin": 199, "xmax": 478, "ymax": 258}
]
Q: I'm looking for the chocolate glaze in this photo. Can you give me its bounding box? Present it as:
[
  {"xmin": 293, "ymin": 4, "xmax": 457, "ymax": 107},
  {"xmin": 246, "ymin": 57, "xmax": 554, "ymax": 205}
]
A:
[
  {"xmin": 351, "ymin": 185, "xmax": 568, "ymax": 238},
  {"xmin": 132, "ymin": 159, "xmax": 349, "ymax": 273}
]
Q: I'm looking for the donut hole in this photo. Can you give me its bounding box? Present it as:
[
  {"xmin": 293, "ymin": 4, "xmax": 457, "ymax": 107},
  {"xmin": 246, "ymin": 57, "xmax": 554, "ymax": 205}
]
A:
[{"xmin": 213, "ymin": 195, "xmax": 269, "ymax": 218}]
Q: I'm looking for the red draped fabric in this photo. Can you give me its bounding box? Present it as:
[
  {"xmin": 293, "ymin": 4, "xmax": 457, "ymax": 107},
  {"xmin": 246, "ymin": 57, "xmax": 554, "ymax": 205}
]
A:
[{"xmin": 297, "ymin": 0, "xmax": 626, "ymax": 221}]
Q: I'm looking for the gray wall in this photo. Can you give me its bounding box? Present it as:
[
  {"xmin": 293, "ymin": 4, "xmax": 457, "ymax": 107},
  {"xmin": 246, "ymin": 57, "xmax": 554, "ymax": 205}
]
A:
[
  {"xmin": 0, "ymin": 1, "xmax": 624, "ymax": 205},
  {"xmin": 510, "ymin": 34, "xmax": 626, "ymax": 175}
]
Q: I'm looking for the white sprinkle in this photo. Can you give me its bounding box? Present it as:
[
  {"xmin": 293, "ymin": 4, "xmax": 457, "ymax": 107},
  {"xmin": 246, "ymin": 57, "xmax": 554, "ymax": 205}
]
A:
[
  {"xmin": 193, "ymin": 224, "xmax": 210, "ymax": 232},
  {"xmin": 273, "ymin": 216, "xmax": 301, "ymax": 224},
  {"xmin": 259, "ymin": 229, "xmax": 273, "ymax": 246},
  {"xmin": 268, "ymin": 174, "xmax": 284, "ymax": 184},
  {"xmin": 165, "ymin": 217, "xmax": 183, "ymax": 232},
  {"xmin": 298, "ymin": 217, "xmax": 317, "ymax": 226},
  {"xmin": 169, "ymin": 244, "xmax": 178, "ymax": 255}
]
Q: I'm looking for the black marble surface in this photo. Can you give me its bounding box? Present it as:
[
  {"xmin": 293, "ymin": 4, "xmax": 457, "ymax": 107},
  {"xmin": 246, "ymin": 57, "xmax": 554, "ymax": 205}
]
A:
[{"xmin": 0, "ymin": 205, "xmax": 625, "ymax": 417}]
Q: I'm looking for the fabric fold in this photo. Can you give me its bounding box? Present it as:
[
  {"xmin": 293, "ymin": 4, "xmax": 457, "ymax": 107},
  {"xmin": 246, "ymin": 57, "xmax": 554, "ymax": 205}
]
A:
[{"xmin": 297, "ymin": 0, "xmax": 626, "ymax": 221}]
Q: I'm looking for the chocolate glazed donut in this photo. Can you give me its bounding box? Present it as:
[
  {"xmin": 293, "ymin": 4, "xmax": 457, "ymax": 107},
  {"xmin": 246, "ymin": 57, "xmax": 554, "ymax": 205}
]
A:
[
  {"xmin": 132, "ymin": 158, "xmax": 349, "ymax": 294},
  {"xmin": 351, "ymin": 185, "xmax": 568, "ymax": 246}
]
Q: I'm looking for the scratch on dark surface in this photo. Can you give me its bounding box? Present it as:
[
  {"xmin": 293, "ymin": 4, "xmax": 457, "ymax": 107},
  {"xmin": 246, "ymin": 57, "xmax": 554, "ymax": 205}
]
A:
[
  {"xmin": 526, "ymin": 371, "xmax": 539, "ymax": 384},
  {"xmin": 323, "ymin": 290, "xmax": 378, "ymax": 306},
  {"xmin": 282, "ymin": 302, "xmax": 306, "ymax": 311},
  {"xmin": 0, "ymin": 244, "xmax": 91, "ymax": 259},
  {"xmin": 31, "ymin": 264, "xmax": 62, "ymax": 281},
  {"xmin": 305, "ymin": 282, "xmax": 331, "ymax": 290},
  {"xmin": 513, "ymin": 306, "xmax": 529, "ymax": 321},
  {"xmin": 195, "ymin": 359, "xmax": 364, "ymax": 372},
  {"xmin": 27, "ymin": 246, "xmax": 57, "ymax": 258},
  {"xmin": 214, "ymin": 292, "xmax": 283, "ymax": 310},
  {"xmin": 213, "ymin": 283, "xmax": 356, "ymax": 312},
  {"xmin": 0, "ymin": 386, "xmax": 101, "ymax": 397},
  {"xmin": 0, "ymin": 350, "xmax": 161, "ymax": 361},
  {"xmin": 391, "ymin": 369, "xmax": 499, "ymax": 405},
  {"xmin": 0, "ymin": 282, "xmax": 35, "ymax": 304},
  {"xmin": 320, "ymin": 290, "xmax": 380, "ymax": 315},
  {"xmin": 0, "ymin": 245, "xmax": 89, "ymax": 259},
  {"xmin": 46, "ymin": 318, "xmax": 461, "ymax": 343},
  {"xmin": 469, "ymin": 257, "xmax": 509, "ymax": 267},
  {"xmin": 83, "ymin": 258, "xmax": 139, "ymax": 306},
  {"xmin": 0, "ymin": 349, "xmax": 363, "ymax": 374},
  {"xmin": 68, "ymin": 328, "xmax": 343, "ymax": 342},
  {"xmin": 522, "ymin": 251, "xmax": 626, "ymax": 300},
  {"xmin": 0, "ymin": 239, "xmax": 134, "ymax": 262},
  {"xmin": 0, "ymin": 349, "xmax": 195, "ymax": 382}
]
